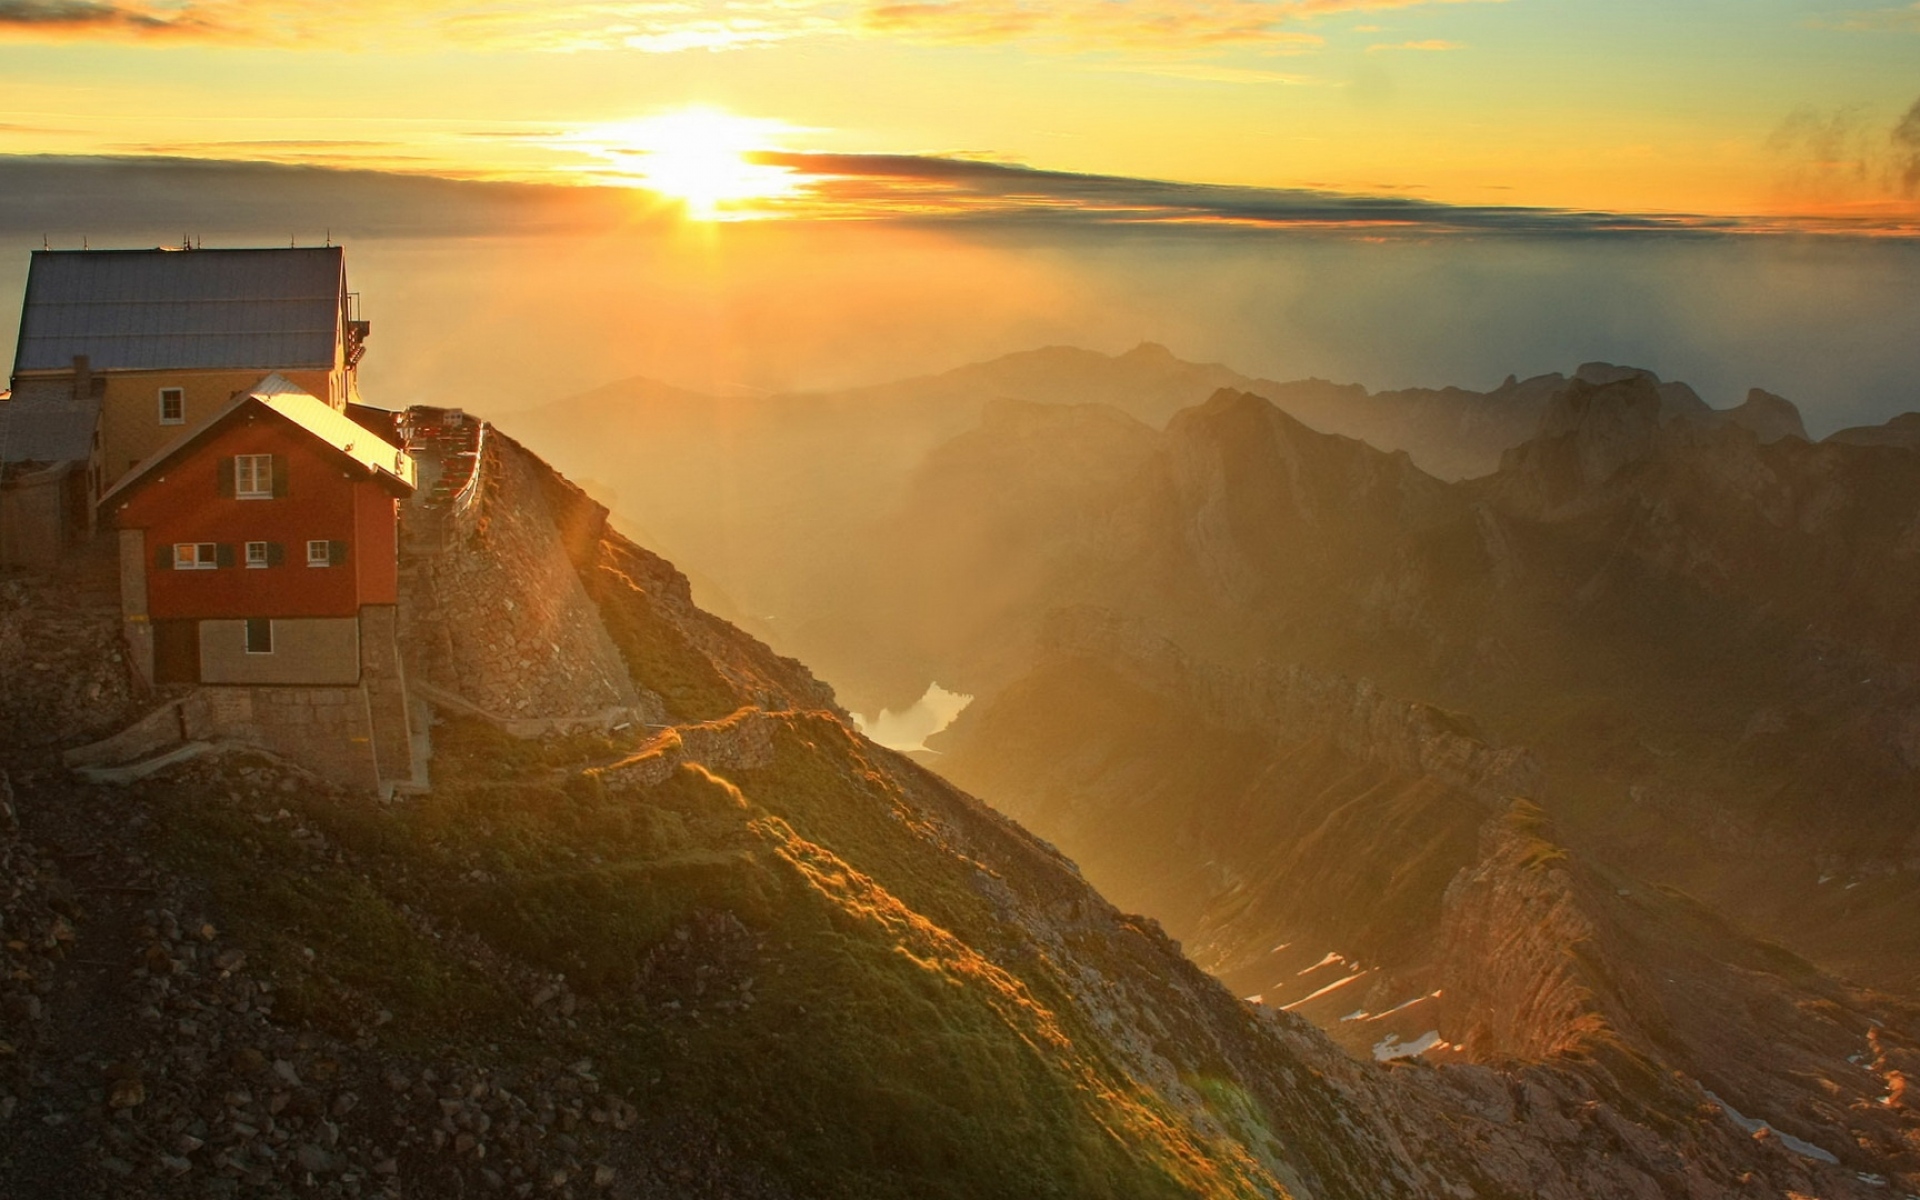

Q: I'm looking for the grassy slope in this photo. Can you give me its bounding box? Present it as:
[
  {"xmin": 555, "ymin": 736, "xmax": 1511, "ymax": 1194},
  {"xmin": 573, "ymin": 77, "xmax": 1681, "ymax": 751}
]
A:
[{"xmin": 150, "ymin": 713, "xmax": 1279, "ymax": 1199}]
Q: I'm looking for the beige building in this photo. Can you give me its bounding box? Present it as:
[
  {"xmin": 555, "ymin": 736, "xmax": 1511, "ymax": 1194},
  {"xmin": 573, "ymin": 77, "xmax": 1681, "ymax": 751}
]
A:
[{"xmin": 2, "ymin": 246, "xmax": 369, "ymax": 564}]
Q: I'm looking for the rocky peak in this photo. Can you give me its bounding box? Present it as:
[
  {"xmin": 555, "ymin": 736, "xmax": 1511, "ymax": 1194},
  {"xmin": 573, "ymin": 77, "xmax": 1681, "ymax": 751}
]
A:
[
  {"xmin": 1719, "ymin": 387, "xmax": 1809, "ymax": 443},
  {"xmin": 1573, "ymin": 361, "xmax": 1656, "ymax": 387},
  {"xmin": 1572, "ymin": 362, "xmax": 1710, "ymax": 423},
  {"xmin": 1497, "ymin": 376, "xmax": 1663, "ymax": 514},
  {"xmin": 1827, "ymin": 410, "xmax": 1920, "ymax": 449}
]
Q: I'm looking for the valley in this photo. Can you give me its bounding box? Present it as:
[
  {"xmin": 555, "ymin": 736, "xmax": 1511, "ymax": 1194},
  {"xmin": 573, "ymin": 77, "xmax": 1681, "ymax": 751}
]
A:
[{"xmin": 506, "ymin": 344, "xmax": 1920, "ymax": 1191}]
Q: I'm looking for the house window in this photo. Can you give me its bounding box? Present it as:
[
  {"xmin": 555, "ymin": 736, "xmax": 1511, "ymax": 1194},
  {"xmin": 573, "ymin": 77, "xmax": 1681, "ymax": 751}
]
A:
[
  {"xmin": 245, "ymin": 618, "xmax": 274, "ymax": 655},
  {"xmin": 308, "ymin": 539, "xmax": 332, "ymax": 567},
  {"xmin": 245, "ymin": 541, "xmax": 270, "ymax": 569},
  {"xmin": 158, "ymin": 388, "xmax": 185, "ymax": 425},
  {"xmin": 235, "ymin": 454, "xmax": 274, "ymax": 499},
  {"xmin": 173, "ymin": 543, "xmax": 218, "ymax": 570}
]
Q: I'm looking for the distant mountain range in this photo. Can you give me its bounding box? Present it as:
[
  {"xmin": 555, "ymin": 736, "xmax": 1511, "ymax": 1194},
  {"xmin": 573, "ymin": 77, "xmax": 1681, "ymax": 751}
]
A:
[{"xmin": 506, "ymin": 345, "xmax": 1920, "ymax": 1189}]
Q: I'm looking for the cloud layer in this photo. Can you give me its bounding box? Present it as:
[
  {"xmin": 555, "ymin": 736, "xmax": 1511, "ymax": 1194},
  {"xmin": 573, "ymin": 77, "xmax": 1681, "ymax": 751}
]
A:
[
  {"xmin": 5, "ymin": 151, "xmax": 1913, "ymax": 242},
  {"xmin": 751, "ymin": 150, "xmax": 1896, "ymax": 234}
]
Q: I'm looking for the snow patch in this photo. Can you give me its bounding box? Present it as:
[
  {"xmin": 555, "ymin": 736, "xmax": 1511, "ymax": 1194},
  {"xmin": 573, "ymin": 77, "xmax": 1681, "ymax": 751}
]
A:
[
  {"xmin": 1704, "ymin": 1090, "xmax": 1840, "ymax": 1165},
  {"xmin": 1373, "ymin": 1031, "xmax": 1446, "ymax": 1062},
  {"xmin": 1281, "ymin": 970, "xmax": 1370, "ymax": 1012}
]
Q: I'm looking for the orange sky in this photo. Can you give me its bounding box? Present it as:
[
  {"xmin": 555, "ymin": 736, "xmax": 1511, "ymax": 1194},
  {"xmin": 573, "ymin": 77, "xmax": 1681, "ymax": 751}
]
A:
[{"xmin": 0, "ymin": 1, "xmax": 1916, "ymax": 225}]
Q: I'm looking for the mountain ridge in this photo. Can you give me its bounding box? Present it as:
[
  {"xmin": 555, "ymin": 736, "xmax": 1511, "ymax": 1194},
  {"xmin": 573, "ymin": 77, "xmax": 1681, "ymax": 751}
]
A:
[{"xmin": 2, "ymin": 429, "xmax": 1910, "ymax": 1196}]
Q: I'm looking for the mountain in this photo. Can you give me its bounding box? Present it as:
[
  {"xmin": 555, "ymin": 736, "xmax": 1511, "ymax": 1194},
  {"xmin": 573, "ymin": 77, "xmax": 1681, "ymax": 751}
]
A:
[
  {"xmin": 807, "ymin": 374, "xmax": 1920, "ymax": 1011},
  {"xmin": 8, "ymin": 432, "xmax": 1906, "ymax": 1196},
  {"xmin": 1828, "ymin": 411, "xmax": 1920, "ymax": 449},
  {"xmin": 504, "ymin": 345, "xmax": 1814, "ymax": 719},
  {"xmin": 934, "ymin": 607, "xmax": 1920, "ymax": 1189}
]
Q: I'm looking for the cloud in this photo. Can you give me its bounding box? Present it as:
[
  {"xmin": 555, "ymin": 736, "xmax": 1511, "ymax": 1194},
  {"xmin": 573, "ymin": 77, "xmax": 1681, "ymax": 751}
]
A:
[
  {"xmin": 1366, "ymin": 37, "xmax": 1461, "ymax": 50},
  {"xmin": 861, "ymin": 0, "xmax": 1318, "ymax": 50},
  {"xmin": 861, "ymin": 0, "xmax": 1497, "ymax": 53},
  {"xmin": 1816, "ymin": 2, "xmax": 1920, "ymax": 31},
  {"xmin": 749, "ymin": 149, "xmax": 1790, "ymax": 234},
  {"xmin": 0, "ymin": 0, "xmax": 1502, "ymax": 53},
  {"xmin": 1081, "ymin": 59, "xmax": 1315, "ymax": 83},
  {"xmin": 0, "ymin": 0, "xmax": 227, "ymax": 38},
  {"xmin": 1, "ymin": 151, "xmax": 1913, "ymax": 243},
  {"xmin": 1898, "ymin": 97, "xmax": 1920, "ymax": 195},
  {"xmin": 1768, "ymin": 95, "xmax": 1920, "ymax": 202}
]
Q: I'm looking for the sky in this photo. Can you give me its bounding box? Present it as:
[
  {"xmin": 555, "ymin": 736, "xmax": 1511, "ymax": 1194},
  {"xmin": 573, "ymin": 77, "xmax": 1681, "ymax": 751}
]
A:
[
  {"xmin": 0, "ymin": 0, "xmax": 1917, "ymax": 224},
  {"xmin": 2, "ymin": 1, "xmax": 1919, "ymax": 433}
]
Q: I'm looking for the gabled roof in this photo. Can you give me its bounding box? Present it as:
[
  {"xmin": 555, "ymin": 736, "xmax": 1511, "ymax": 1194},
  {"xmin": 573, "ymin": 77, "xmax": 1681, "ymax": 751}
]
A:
[
  {"xmin": 13, "ymin": 247, "xmax": 345, "ymax": 374},
  {"xmin": 103, "ymin": 375, "xmax": 415, "ymax": 508},
  {"xmin": 0, "ymin": 377, "xmax": 100, "ymax": 463}
]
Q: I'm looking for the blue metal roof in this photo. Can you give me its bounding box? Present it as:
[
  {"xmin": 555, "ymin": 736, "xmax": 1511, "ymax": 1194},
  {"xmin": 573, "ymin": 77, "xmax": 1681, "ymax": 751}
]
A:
[{"xmin": 12, "ymin": 247, "xmax": 344, "ymax": 374}]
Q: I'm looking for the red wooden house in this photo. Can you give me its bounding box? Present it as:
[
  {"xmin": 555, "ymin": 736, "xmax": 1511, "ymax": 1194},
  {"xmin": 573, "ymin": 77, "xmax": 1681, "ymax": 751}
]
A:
[{"xmin": 102, "ymin": 375, "xmax": 415, "ymax": 688}]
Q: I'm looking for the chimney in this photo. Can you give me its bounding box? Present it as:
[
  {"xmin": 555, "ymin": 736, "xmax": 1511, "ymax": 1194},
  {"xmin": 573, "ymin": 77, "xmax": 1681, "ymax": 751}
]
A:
[{"xmin": 72, "ymin": 355, "xmax": 92, "ymax": 401}]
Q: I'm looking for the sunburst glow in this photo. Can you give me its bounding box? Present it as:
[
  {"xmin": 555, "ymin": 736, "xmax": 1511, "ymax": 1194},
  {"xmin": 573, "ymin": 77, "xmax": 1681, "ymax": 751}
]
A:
[{"xmin": 568, "ymin": 108, "xmax": 802, "ymax": 220}]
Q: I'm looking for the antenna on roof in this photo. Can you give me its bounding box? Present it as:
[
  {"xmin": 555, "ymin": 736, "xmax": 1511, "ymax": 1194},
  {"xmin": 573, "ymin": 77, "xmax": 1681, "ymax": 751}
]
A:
[
  {"xmin": 82, "ymin": 236, "xmax": 88, "ymax": 250},
  {"xmin": 290, "ymin": 235, "xmax": 296, "ymax": 248},
  {"xmin": 41, "ymin": 235, "xmax": 48, "ymax": 250},
  {"xmin": 325, "ymin": 228, "xmax": 332, "ymax": 247}
]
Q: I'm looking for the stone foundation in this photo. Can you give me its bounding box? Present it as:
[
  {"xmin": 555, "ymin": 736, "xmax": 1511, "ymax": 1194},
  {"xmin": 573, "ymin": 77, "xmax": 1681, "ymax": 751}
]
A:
[
  {"xmin": 182, "ymin": 685, "xmax": 381, "ymax": 791},
  {"xmin": 401, "ymin": 437, "xmax": 638, "ymax": 720}
]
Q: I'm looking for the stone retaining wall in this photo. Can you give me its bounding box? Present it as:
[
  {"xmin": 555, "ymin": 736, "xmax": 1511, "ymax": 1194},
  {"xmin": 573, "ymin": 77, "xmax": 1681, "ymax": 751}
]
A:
[
  {"xmin": 181, "ymin": 685, "xmax": 381, "ymax": 791},
  {"xmin": 410, "ymin": 440, "xmax": 637, "ymax": 720}
]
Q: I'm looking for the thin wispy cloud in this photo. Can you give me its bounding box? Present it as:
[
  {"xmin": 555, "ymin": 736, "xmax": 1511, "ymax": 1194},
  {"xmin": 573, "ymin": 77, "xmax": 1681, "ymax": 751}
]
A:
[
  {"xmin": 0, "ymin": 0, "xmax": 225, "ymax": 38},
  {"xmin": 1768, "ymin": 94, "xmax": 1920, "ymax": 203},
  {"xmin": 745, "ymin": 149, "xmax": 1860, "ymax": 234},
  {"xmin": 1815, "ymin": 2, "xmax": 1920, "ymax": 31},
  {"xmin": 862, "ymin": 1, "xmax": 1320, "ymax": 51},
  {"xmin": 1366, "ymin": 37, "xmax": 1462, "ymax": 50},
  {"xmin": 1896, "ymin": 97, "xmax": 1920, "ymax": 194},
  {"xmin": 0, "ymin": 0, "xmax": 1502, "ymax": 53},
  {"xmin": 1081, "ymin": 60, "xmax": 1316, "ymax": 84}
]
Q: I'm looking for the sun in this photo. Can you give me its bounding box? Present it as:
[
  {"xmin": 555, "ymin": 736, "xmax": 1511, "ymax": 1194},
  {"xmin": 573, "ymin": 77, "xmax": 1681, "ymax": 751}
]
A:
[{"xmin": 570, "ymin": 108, "xmax": 802, "ymax": 220}]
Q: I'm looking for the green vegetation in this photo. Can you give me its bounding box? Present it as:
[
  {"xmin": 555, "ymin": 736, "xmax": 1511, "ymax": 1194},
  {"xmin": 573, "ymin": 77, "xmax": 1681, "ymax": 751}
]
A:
[
  {"xmin": 586, "ymin": 555, "xmax": 742, "ymax": 722},
  {"xmin": 146, "ymin": 717, "xmax": 1277, "ymax": 1199}
]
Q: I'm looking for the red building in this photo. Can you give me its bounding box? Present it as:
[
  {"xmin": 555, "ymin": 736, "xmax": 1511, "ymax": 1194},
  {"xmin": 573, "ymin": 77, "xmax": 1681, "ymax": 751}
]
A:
[{"xmin": 102, "ymin": 375, "xmax": 415, "ymax": 689}]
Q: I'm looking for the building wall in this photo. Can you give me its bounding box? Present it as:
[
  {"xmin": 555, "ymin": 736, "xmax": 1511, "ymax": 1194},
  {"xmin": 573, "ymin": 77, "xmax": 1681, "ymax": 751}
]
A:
[
  {"xmin": 198, "ymin": 616, "xmax": 360, "ymax": 685},
  {"xmin": 0, "ymin": 463, "xmax": 75, "ymax": 567},
  {"xmin": 353, "ymin": 483, "xmax": 400, "ymax": 605},
  {"xmin": 92, "ymin": 366, "xmax": 341, "ymax": 493},
  {"xmin": 112, "ymin": 409, "xmax": 385, "ymax": 621},
  {"xmin": 118, "ymin": 528, "xmax": 156, "ymax": 686}
]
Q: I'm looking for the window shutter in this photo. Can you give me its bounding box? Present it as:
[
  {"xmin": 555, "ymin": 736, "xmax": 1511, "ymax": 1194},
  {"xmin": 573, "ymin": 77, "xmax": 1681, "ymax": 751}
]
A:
[
  {"xmin": 271, "ymin": 454, "xmax": 290, "ymax": 498},
  {"xmin": 266, "ymin": 541, "xmax": 285, "ymax": 566},
  {"xmin": 215, "ymin": 543, "xmax": 236, "ymax": 569},
  {"xmin": 154, "ymin": 543, "xmax": 174, "ymax": 570},
  {"xmin": 328, "ymin": 539, "xmax": 350, "ymax": 566},
  {"xmin": 216, "ymin": 457, "xmax": 235, "ymax": 498}
]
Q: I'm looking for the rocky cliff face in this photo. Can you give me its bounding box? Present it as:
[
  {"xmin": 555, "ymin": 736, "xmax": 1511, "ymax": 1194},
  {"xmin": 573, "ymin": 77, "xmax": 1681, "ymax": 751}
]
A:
[
  {"xmin": 938, "ymin": 606, "xmax": 1920, "ymax": 1196},
  {"xmin": 847, "ymin": 369, "xmax": 1920, "ymax": 998}
]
